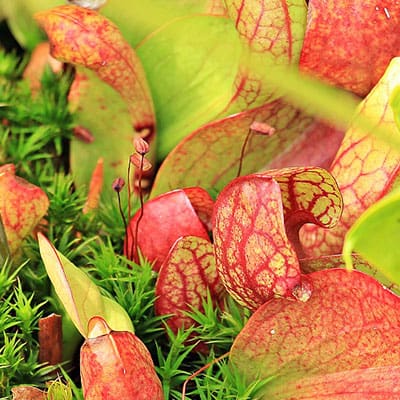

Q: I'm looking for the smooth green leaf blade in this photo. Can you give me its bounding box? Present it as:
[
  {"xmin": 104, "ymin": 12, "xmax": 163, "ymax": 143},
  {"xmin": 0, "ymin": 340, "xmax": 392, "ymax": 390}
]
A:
[
  {"xmin": 137, "ymin": 14, "xmax": 241, "ymax": 159},
  {"xmin": 102, "ymin": 0, "xmax": 219, "ymax": 47},
  {"xmin": 69, "ymin": 69, "xmax": 134, "ymax": 201},
  {"xmin": 1, "ymin": 0, "xmax": 62, "ymax": 50},
  {"xmin": 343, "ymin": 187, "xmax": 400, "ymax": 285},
  {"xmin": 38, "ymin": 233, "xmax": 104, "ymax": 337},
  {"xmin": 38, "ymin": 233, "xmax": 133, "ymax": 337},
  {"xmin": 101, "ymin": 296, "xmax": 134, "ymax": 333}
]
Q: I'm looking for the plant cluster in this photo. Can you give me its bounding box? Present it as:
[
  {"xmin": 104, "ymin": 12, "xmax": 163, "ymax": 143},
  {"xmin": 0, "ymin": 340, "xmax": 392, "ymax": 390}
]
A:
[{"xmin": 0, "ymin": 1, "xmax": 400, "ymax": 399}]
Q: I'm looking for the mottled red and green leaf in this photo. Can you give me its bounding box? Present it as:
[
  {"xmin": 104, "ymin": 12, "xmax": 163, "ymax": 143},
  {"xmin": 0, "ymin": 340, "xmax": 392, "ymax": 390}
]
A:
[
  {"xmin": 155, "ymin": 236, "xmax": 225, "ymax": 337},
  {"xmin": 0, "ymin": 164, "xmax": 49, "ymax": 255},
  {"xmin": 230, "ymin": 269, "xmax": 400, "ymax": 399}
]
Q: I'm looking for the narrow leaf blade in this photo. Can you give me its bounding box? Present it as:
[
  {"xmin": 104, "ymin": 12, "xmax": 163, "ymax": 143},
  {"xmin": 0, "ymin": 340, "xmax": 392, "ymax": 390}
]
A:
[{"xmin": 38, "ymin": 233, "xmax": 104, "ymax": 337}]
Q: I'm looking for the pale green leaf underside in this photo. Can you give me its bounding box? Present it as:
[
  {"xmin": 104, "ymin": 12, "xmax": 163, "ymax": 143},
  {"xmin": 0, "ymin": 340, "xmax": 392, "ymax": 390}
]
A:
[
  {"xmin": 137, "ymin": 15, "xmax": 242, "ymax": 160},
  {"xmin": 343, "ymin": 187, "xmax": 400, "ymax": 286},
  {"xmin": 102, "ymin": 0, "xmax": 211, "ymax": 47},
  {"xmin": 38, "ymin": 234, "xmax": 133, "ymax": 337},
  {"xmin": 70, "ymin": 68, "xmax": 134, "ymax": 202},
  {"xmin": 390, "ymin": 85, "xmax": 400, "ymax": 133}
]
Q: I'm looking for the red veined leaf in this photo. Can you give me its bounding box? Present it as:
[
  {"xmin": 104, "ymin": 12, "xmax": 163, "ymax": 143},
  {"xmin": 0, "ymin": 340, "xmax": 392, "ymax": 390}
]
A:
[
  {"xmin": 213, "ymin": 167, "xmax": 341, "ymax": 310},
  {"xmin": 300, "ymin": 254, "xmax": 370, "ymax": 273},
  {"xmin": 223, "ymin": 0, "xmax": 307, "ymax": 113},
  {"xmin": 299, "ymin": 0, "xmax": 400, "ymax": 97},
  {"xmin": 36, "ymin": 5, "xmax": 157, "ymax": 189},
  {"xmin": 151, "ymin": 99, "xmax": 313, "ymax": 197},
  {"xmin": 81, "ymin": 316, "xmax": 164, "ymax": 400},
  {"xmin": 206, "ymin": 0, "xmax": 227, "ymax": 15},
  {"xmin": 300, "ymin": 254, "xmax": 400, "ymax": 295},
  {"xmin": 274, "ymin": 366, "xmax": 400, "ymax": 399},
  {"xmin": 301, "ymin": 58, "xmax": 400, "ymax": 257},
  {"xmin": 124, "ymin": 190, "xmax": 210, "ymax": 271},
  {"xmin": 155, "ymin": 236, "xmax": 225, "ymax": 343},
  {"xmin": 0, "ymin": 164, "xmax": 49, "ymax": 255},
  {"xmin": 182, "ymin": 187, "xmax": 214, "ymax": 231},
  {"xmin": 260, "ymin": 167, "xmax": 342, "ymax": 229},
  {"xmin": 35, "ymin": 4, "xmax": 157, "ymax": 188},
  {"xmin": 213, "ymin": 175, "xmax": 299, "ymax": 310},
  {"xmin": 268, "ymin": 121, "xmax": 344, "ymax": 170},
  {"xmin": 230, "ymin": 269, "xmax": 400, "ymax": 399},
  {"xmin": 35, "ymin": 5, "xmax": 155, "ymax": 135},
  {"xmin": 258, "ymin": 167, "xmax": 342, "ymax": 256}
]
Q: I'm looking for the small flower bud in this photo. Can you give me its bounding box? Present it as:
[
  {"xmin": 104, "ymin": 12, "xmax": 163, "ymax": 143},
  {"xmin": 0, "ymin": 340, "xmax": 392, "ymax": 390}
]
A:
[
  {"xmin": 130, "ymin": 153, "xmax": 152, "ymax": 172},
  {"xmin": 133, "ymin": 137, "xmax": 150, "ymax": 155},
  {"xmin": 112, "ymin": 177, "xmax": 125, "ymax": 193}
]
